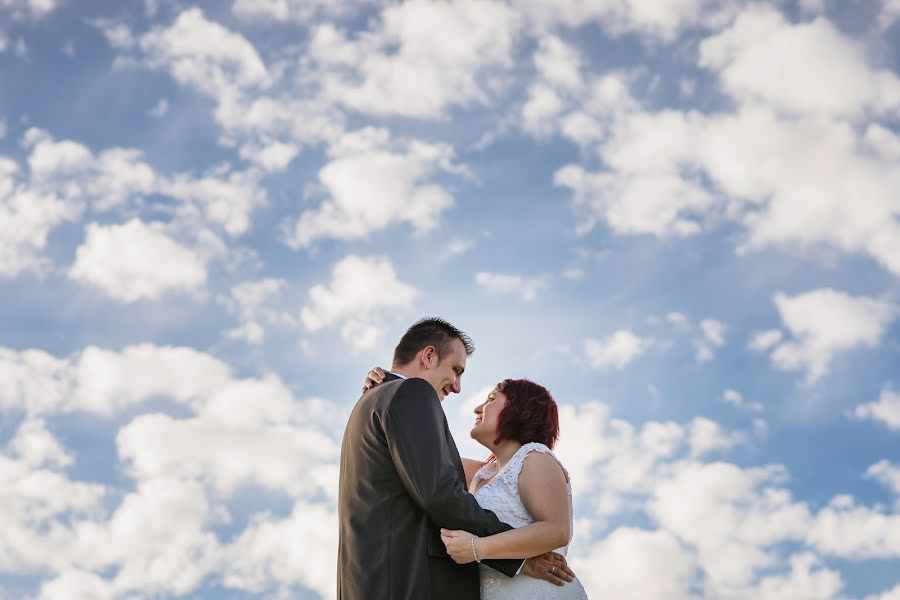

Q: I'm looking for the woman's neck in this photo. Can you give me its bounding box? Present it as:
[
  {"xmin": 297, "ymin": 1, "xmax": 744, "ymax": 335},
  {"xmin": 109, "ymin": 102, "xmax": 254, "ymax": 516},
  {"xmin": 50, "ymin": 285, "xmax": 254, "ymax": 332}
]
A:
[{"xmin": 492, "ymin": 440, "xmax": 523, "ymax": 472}]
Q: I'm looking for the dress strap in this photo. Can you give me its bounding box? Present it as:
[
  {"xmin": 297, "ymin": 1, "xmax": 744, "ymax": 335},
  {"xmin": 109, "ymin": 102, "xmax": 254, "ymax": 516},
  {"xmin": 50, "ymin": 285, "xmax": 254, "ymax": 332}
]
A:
[{"xmin": 506, "ymin": 442, "xmax": 571, "ymax": 484}]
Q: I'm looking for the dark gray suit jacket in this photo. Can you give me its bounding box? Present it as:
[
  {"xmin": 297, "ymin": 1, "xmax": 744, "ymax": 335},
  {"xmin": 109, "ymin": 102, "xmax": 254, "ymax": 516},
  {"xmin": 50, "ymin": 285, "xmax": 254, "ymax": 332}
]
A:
[{"xmin": 337, "ymin": 374, "xmax": 523, "ymax": 600}]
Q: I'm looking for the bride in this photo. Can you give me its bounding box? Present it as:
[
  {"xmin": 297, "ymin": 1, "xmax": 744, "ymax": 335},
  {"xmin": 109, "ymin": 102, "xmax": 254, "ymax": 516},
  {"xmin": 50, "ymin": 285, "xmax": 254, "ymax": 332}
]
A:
[{"xmin": 365, "ymin": 370, "xmax": 588, "ymax": 599}]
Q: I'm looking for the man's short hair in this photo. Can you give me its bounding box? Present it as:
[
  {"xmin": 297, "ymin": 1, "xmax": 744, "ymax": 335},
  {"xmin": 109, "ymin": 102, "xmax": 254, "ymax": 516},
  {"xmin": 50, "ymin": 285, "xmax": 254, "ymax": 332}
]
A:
[{"xmin": 392, "ymin": 317, "xmax": 475, "ymax": 367}]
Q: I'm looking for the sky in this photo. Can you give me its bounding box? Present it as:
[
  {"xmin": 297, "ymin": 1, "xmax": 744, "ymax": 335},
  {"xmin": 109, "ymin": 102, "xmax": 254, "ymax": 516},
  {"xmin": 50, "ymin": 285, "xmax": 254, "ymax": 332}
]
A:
[{"xmin": 1, "ymin": 0, "xmax": 899, "ymax": 598}]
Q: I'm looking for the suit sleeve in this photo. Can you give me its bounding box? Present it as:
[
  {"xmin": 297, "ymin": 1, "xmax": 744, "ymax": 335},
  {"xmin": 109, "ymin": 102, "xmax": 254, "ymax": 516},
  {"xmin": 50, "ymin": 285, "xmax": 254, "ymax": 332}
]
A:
[{"xmin": 383, "ymin": 378, "xmax": 524, "ymax": 577}]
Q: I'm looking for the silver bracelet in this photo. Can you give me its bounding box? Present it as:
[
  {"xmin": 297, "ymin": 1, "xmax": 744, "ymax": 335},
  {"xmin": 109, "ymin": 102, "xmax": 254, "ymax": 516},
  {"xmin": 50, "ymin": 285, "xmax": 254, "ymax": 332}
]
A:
[{"xmin": 471, "ymin": 538, "xmax": 481, "ymax": 563}]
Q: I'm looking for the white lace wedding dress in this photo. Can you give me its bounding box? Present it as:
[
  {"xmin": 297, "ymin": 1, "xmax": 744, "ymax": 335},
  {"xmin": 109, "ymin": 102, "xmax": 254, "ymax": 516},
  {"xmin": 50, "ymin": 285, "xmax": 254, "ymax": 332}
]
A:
[{"xmin": 472, "ymin": 442, "xmax": 589, "ymax": 599}]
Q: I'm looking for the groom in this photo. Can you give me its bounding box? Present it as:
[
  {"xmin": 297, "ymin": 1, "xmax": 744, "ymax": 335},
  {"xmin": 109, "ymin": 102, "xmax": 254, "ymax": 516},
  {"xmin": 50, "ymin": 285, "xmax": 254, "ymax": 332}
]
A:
[{"xmin": 337, "ymin": 317, "xmax": 574, "ymax": 600}]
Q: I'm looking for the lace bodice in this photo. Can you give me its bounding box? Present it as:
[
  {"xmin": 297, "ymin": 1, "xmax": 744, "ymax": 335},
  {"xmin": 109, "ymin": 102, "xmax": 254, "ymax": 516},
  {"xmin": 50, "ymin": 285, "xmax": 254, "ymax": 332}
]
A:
[
  {"xmin": 471, "ymin": 442, "xmax": 587, "ymax": 599},
  {"xmin": 472, "ymin": 442, "xmax": 574, "ymax": 555}
]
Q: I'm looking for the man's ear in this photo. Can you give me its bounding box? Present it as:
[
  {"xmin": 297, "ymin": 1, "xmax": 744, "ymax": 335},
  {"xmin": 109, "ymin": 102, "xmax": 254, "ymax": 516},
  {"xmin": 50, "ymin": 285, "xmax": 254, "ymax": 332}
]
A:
[{"xmin": 421, "ymin": 345, "xmax": 438, "ymax": 369}]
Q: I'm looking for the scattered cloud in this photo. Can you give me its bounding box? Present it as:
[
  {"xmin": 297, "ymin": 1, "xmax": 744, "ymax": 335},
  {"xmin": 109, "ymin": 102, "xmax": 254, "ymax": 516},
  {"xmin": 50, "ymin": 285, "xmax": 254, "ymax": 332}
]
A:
[
  {"xmin": 851, "ymin": 388, "xmax": 900, "ymax": 431},
  {"xmin": 756, "ymin": 289, "xmax": 898, "ymax": 383},
  {"xmin": 584, "ymin": 329, "xmax": 651, "ymax": 369},
  {"xmin": 475, "ymin": 271, "xmax": 549, "ymax": 302},
  {"xmin": 284, "ymin": 128, "xmax": 461, "ymax": 249},
  {"xmin": 69, "ymin": 220, "xmax": 208, "ymax": 302},
  {"xmin": 699, "ymin": 5, "xmax": 900, "ymax": 118},
  {"xmin": 300, "ymin": 254, "xmax": 419, "ymax": 351},
  {"xmin": 309, "ymin": 0, "xmax": 519, "ymax": 118},
  {"xmin": 220, "ymin": 278, "xmax": 287, "ymax": 344},
  {"xmin": 722, "ymin": 389, "xmax": 764, "ymax": 412}
]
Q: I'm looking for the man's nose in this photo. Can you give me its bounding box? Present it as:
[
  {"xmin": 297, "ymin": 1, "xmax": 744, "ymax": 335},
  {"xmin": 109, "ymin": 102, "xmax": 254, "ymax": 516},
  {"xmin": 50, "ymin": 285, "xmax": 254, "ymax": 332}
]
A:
[{"xmin": 451, "ymin": 379, "xmax": 461, "ymax": 394}]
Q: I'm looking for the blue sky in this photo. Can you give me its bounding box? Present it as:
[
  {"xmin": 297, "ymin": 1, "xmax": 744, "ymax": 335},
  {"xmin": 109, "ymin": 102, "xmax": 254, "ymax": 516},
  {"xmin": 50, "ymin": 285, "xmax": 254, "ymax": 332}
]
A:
[{"xmin": 1, "ymin": 0, "xmax": 900, "ymax": 598}]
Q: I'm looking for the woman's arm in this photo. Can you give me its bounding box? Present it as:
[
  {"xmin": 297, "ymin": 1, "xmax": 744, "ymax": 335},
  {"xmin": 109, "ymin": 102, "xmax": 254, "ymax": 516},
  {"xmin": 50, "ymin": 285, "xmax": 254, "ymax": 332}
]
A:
[
  {"xmin": 461, "ymin": 458, "xmax": 484, "ymax": 489},
  {"xmin": 440, "ymin": 451, "xmax": 571, "ymax": 561}
]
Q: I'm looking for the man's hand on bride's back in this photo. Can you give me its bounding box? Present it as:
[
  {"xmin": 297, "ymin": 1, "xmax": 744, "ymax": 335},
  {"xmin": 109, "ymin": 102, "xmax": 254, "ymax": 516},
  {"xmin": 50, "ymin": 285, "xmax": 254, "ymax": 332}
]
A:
[
  {"xmin": 523, "ymin": 552, "xmax": 575, "ymax": 586},
  {"xmin": 362, "ymin": 367, "xmax": 387, "ymax": 392}
]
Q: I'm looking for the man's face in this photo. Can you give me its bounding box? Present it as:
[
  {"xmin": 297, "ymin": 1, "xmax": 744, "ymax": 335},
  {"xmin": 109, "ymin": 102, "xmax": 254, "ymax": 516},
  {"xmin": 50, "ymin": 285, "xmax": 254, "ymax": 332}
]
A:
[{"xmin": 428, "ymin": 338, "xmax": 467, "ymax": 401}]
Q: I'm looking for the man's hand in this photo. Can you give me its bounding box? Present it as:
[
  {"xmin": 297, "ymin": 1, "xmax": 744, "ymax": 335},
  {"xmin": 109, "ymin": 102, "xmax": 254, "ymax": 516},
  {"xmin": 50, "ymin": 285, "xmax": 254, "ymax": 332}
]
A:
[
  {"xmin": 439, "ymin": 528, "xmax": 478, "ymax": 564},
  {"xmin": 522, "ymin": 552, "xmax": 575, "ymax": 586},
  {"xmin": 361, "ymin": 367, "xmax": 387, "ymax": 392}
]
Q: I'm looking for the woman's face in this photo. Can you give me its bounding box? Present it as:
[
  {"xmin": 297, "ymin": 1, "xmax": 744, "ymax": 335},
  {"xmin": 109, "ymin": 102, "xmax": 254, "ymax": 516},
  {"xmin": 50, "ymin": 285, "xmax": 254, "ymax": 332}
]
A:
[{"xmin": 470, "ymin": 386, "xmax": 508, "ymax": 445}]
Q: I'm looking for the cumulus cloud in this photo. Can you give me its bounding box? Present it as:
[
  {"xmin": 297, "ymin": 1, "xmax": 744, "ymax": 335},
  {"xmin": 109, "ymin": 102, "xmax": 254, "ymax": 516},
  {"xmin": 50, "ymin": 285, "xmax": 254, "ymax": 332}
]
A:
[
  {"xmin": 108, "ymin": 8, "xmax": 341, "ymax": 171},
  {"xmin": 688, "ymin": 416, "xmax": 746, "ymax": 457},
  {"xmin": 130, "ymin": 8, "xmax": 270, "ymax": 96},
  {"xmin": 584, "ymin": 329, "xmax": 651, "ymax": 369},
  {"xmin": 284, "ymin": 128, "xmax": 461, "ymax": 248},
  {"xmin": 807, "ymin": 494, "xmax": 900, "ymax": 559},
  {"xmin": 699, "ymin": 5, "xmax": 900, "ymax": 118},
  {"xmin": 0, "ymin": 343, "xmax": 345, "ymax": 597},
  {"xmin": 0, "ymin": 156, "xmax": 77, "ymax": 277},
  {"xmin": 722, "ymin": 389, "xmax": 763, "ymax": 412},
  {"xmin": 573, "ymin": 527, "xmax": 697, "ymax": 599},
  {"xmin": 514, "ymin": 0, "xmax": 741, "ymax": 41},
  {"xmin": 220, "ymin": 278, "xmax": 287, "ymax": 345},
  {"xmin": 69, "ymin": 220, "xmax": 208, "ymax": 302},
  {"xmin": 649, "ymin": 461, "xmax": 812, "ymax": 591},
  {"xmin": 546, "ymin": 6, "xmax": 900, "ymax": 277},
  {"xmin": 232, "ymin": 0, "xmax": 369, "ymax": 23},
  {"xmin": 694, "ymin": 318, "xmax": 727, "ymax": 362},
  {"xmin": 755, "ymin": 289, "xmax": 898, "ymax": 383},
  {"xmin": 0, "ymin": 0, "xmax": 58, "ymax": 20},
  {"xmin": 852, "ymin": 388, "xmax": 900, "ymax": 431},
  {"xmin": 309, "ymin": 0, "xmax": 519, "ymax": 118},
  {"xmin": 866, "ymin": 460, "xmax": 900, "ymax": 503},
  {"xmin": 300, "ymin": 254, "xmax": 420, "ymax": 351},
  {"xmin": 475, "ymin": 271, "xmax": 549, "ymax": 302}
]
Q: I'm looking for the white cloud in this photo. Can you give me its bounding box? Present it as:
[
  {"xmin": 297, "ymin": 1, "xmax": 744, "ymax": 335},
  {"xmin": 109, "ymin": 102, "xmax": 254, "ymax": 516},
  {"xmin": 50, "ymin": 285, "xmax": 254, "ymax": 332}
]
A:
[
  {"xmin": 0, "ymin": 0, "xmax": 58, "ymax": 20},
  {"xmin": 475, "ymin": 272, "xmax": 548, "ymax": 302},
  {"xmin": 222, "ymin": 501, "xmax": 338, "ymax": 598},
  {"xmin": 25, "ymin": 127, "xmax": 157, "ymax": 212},
  {"xmin": 688, "ymin": 417, "xmax": 745, "ymax": 457},
  {"xmin": 699, "ymin": 6, "xmax": 900, "ymax": 118},
  {"xmin": 163, "ymin": 167, "xmax": 266, "ymax": 237},
  {"xmin": 722, "ymin": 389, "xmax": 763, "ymax": 412},
  {"xmin": 309, "ymin": 0, "xmax": 519, "ymax": 118},
  {"xmin": 300, "ymin": 254, "xmax": 420, "ymax": 351},
  {"xmin": 447, "ymin": 238, "xmax": 476, "ymax": 256},
  {"xmin": 762, "ymin": 289, "xmax": 897, "ymax": 383},
  {"xmin": 117, "ymin": 407, "xmax": 338, "ymax": 498},
  {"xmin": 852, "ymin": 388, "xmax": 900, "ymax": 431},
  {"xmin": 221, "ymin": 278, "xmax": 286, "ymax": 345},
  {"xmin": 748, "ymin": 552, "xmax": 844, "ymax": 600},
  {"xmin": 147, "ymin": 98, "xmax": 168, "ymax": 118},
  {"xmin": 748, "ymin": 329, "xmax": 783, "ymax": 352},
  {"xmin": 866, "ymin": 460, "xmax": 900, "ymax": 502},
  {"xmin": 880, "ymin": 0, "xmax": 900, "ymax": 29},
  {"xmin": 649, "ymin": 461, "xmax": 812, "ymax": 591},
  {"xmin": 573, "ymin": 527, "xmax": 697, "ymax": 599},
  {"xmin": 695, "ymin": 318, "xmax": 727, "ymax": 362},
  {"xmin": 69, "ymin": 219, "xmax": 207, "ymax": 302},
  {"xmin": 866, "ymin": 583, "xmax": 900, "ymax": 600},
  {"xmin": 9, "ymin": 418, "xmax": 72, "ymax": 469},
  {"xmin": 232, "ymin": 0, "xmax": 368, "ymax": 23},
  {"xmin": 544, "ymin": 13, "xmax": 900, "ymax": 278},
  {"xmin": 284, "ymin": 128, "xmax": 460, "ymax": 248},
  {"xmin": 666, "ymin": 311, "xmax": 690, "ymax": 329},
  {"xmin": 807, "ymin": 495, "xmax": 900, "ymax": 559},
  {"xmin": 514, "ymin": 0, "xmax": 741, "ymax": 41},
  {"xmin": 0, "ymin": 156, "xmax": 77, "ymax": 277},
  {"xmin": 133, "ymin": 8, "xmax": 269, "ymax": 96},
  {"xmin": 585, "ymin": 329, "xmax": 651, "ymax": 369},
  {"xmin": 0, "ymin": 342, "xmax": 346, "ymax": 597}
]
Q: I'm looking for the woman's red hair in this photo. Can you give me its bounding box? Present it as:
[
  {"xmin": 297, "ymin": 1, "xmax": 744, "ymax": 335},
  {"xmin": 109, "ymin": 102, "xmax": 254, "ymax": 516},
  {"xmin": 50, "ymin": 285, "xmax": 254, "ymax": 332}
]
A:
[{"xmin": 493, "ymin": 378, "xmax": 560, "ymax": 449}]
